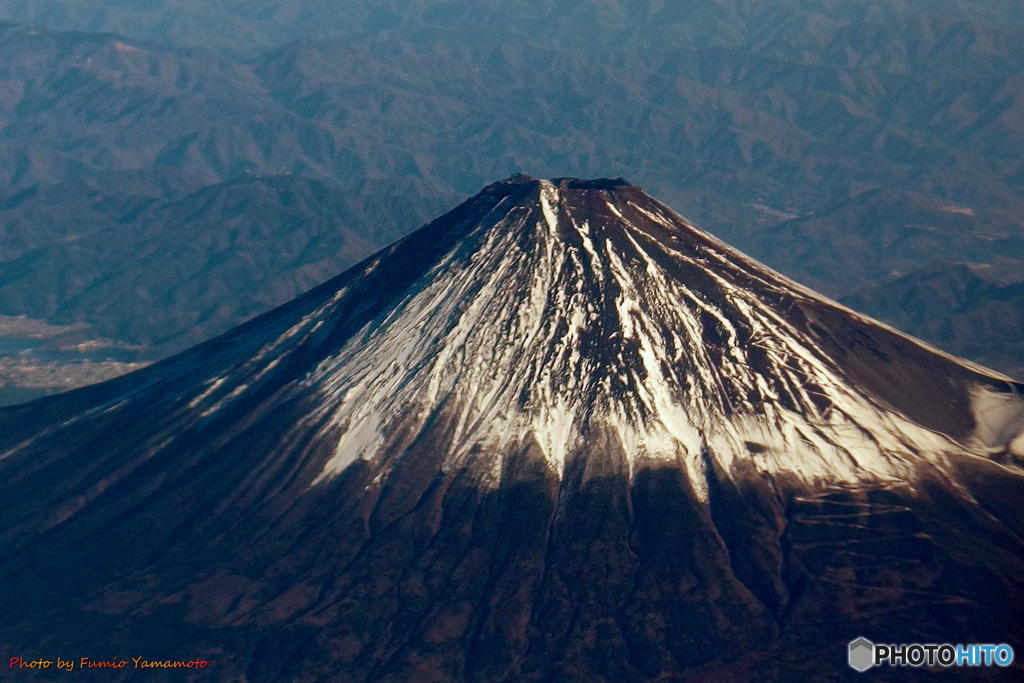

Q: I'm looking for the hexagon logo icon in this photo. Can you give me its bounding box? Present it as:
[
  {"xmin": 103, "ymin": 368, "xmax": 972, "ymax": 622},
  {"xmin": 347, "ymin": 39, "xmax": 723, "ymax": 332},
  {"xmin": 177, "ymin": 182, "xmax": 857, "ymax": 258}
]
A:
[{"xmin": 848, "ymin": 637, "xmax": 875, "ymax": 672}]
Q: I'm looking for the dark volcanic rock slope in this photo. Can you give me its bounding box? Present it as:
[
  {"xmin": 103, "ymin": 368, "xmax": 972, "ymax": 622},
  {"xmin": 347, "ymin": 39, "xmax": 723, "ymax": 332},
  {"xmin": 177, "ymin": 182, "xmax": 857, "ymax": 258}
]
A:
[{"xmin": 1, "ymin": 177, "xmax": 1023, "ymax": 680}]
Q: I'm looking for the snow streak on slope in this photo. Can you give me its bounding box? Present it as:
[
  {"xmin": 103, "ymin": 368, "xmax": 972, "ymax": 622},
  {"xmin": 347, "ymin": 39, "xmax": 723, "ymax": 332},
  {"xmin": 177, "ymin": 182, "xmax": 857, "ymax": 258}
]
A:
[{"xmin": 279, "ymin": 179, "xmax": 978, "ymax": 493}]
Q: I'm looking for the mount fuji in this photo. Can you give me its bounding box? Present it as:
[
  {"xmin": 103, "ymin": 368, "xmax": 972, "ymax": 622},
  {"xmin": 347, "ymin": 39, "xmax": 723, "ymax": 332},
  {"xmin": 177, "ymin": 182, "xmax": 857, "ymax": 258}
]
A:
[{"xmin": 1, "ymin": 175, "xmax": 1022, "ymax": 679}]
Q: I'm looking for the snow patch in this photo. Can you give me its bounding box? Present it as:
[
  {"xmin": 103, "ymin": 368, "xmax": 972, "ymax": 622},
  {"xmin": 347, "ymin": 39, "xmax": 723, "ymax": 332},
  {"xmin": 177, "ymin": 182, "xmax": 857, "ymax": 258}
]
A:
[{"xmin": 971, "ymin": 385, "xmax": 1024, "ymax": 452}]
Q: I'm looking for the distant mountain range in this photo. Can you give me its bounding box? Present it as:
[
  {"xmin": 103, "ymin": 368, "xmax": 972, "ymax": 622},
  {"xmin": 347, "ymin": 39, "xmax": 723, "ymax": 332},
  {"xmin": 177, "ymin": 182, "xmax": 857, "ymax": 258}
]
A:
[
  {"xmin": 0, "ymin": 174, "xmax": 454, "ymax": 352},
  {"xmin": 0, "ymin": 0, "xmax": 1020, "ymax": 402},
  {"xmin": 1, "ymin": 0, "xmax": 1022, "ymax": 56},
  {"xmin": 843, "ymin": 262, "xmax": 1024, "ymax": 377}
]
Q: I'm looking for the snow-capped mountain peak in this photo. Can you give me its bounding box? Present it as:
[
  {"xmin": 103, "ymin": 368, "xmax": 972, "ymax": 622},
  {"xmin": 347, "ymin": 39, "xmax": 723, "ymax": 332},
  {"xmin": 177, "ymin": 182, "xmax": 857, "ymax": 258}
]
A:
[
  {"xmin": 3, "ymin": 176, "xmax": 1023, "ymax": 681},
  {"xmin": 144, "ymin": 174, "xmax": 1018, "ymax": 494}
]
